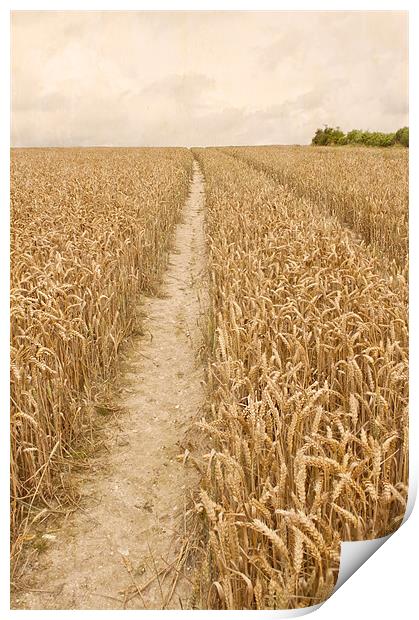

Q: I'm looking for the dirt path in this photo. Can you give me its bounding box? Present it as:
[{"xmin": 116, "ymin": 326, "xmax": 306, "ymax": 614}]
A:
[{"xmin": 15, "ymin": 160, "xmax": 206, "ymax": 610}]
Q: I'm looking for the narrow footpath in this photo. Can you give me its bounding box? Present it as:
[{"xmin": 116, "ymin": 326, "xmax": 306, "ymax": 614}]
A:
[{"xmin": 15, "ymin": 160, "xmax": 207, "ymax": 610}]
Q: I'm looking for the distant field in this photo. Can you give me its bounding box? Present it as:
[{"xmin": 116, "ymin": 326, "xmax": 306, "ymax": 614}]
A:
[{"xmin": 222, "ymin": 146, "xmax": 408, "ymax": 268}]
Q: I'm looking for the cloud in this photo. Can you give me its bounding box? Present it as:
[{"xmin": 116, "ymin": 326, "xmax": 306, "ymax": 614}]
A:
[
  {"xmin": 11, "ymin": 11, "xmax": 408, "ymax": 146},
  {"xmin": 142, "ymin": 73, "xmax": 214, "ymax": 99}
]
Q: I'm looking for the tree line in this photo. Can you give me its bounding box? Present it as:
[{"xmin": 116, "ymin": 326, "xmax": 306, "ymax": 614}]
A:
[{"xmin": 312, "ymin": 126, "xmax": 409, "ymax": 147}]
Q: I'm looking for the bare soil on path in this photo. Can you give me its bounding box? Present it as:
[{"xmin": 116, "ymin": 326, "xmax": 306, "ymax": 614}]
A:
[{"xmin": 14, "ymin": 160, "xmax": 206, "ymax": 610}]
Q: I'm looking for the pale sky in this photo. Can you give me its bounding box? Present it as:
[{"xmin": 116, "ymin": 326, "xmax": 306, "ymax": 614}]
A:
[{"xmin": 11, "ymin": 11, "xmax": 408, "ymax": 147}]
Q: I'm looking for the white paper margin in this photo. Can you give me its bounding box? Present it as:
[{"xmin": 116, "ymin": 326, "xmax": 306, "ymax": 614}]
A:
[{"xmin": 2, "ymin": 3, "xmax": 415, "ymax": 620}]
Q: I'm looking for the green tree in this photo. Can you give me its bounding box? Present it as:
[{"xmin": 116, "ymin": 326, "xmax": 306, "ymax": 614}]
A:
[
  {"xmin": 312, "ymin": 127, "xmax": 328, "ymax": 145},
  {"xmin": 347, "ymin": 129, "xmax": 365, "ymax": 144},
  {"xmin": 312, "ymin": 126, "xmax": 407, "ymax": 147},
  {"xmin": 312, "ymin": 126, "xmax": 346, "ymax": 146},
  {"xmin": 395, "ymin": 127, "xmax": 409, "ymax": 147}
]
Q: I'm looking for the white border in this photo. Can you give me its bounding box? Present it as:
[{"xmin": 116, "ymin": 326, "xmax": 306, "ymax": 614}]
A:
[
  {"xmin": 2, "ymin": 3, "xmax": 416, "ymax": 619},
  {"xmin": 1, "ymin": 1, "xmax": 11, "ymax": 615},
  {"xmin": 3, "ymin": 2, "xmax": 413, "ymax": 10}
]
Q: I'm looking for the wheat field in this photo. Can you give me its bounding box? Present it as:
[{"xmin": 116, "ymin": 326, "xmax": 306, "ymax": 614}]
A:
[
  {"xmin": 10, "ymin": 147, "xmax": 193, "ymax": 555},
  {"xmin": 10, "ymin": 145, "xmax": 408, "ymax": 609},
  {"xmin": 222, "ymin": 146, "xmax": 408, "ymax": 269},
  {"xmin": 189, "ymin": 147, "xmax": 408, "ymax": 609}
]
